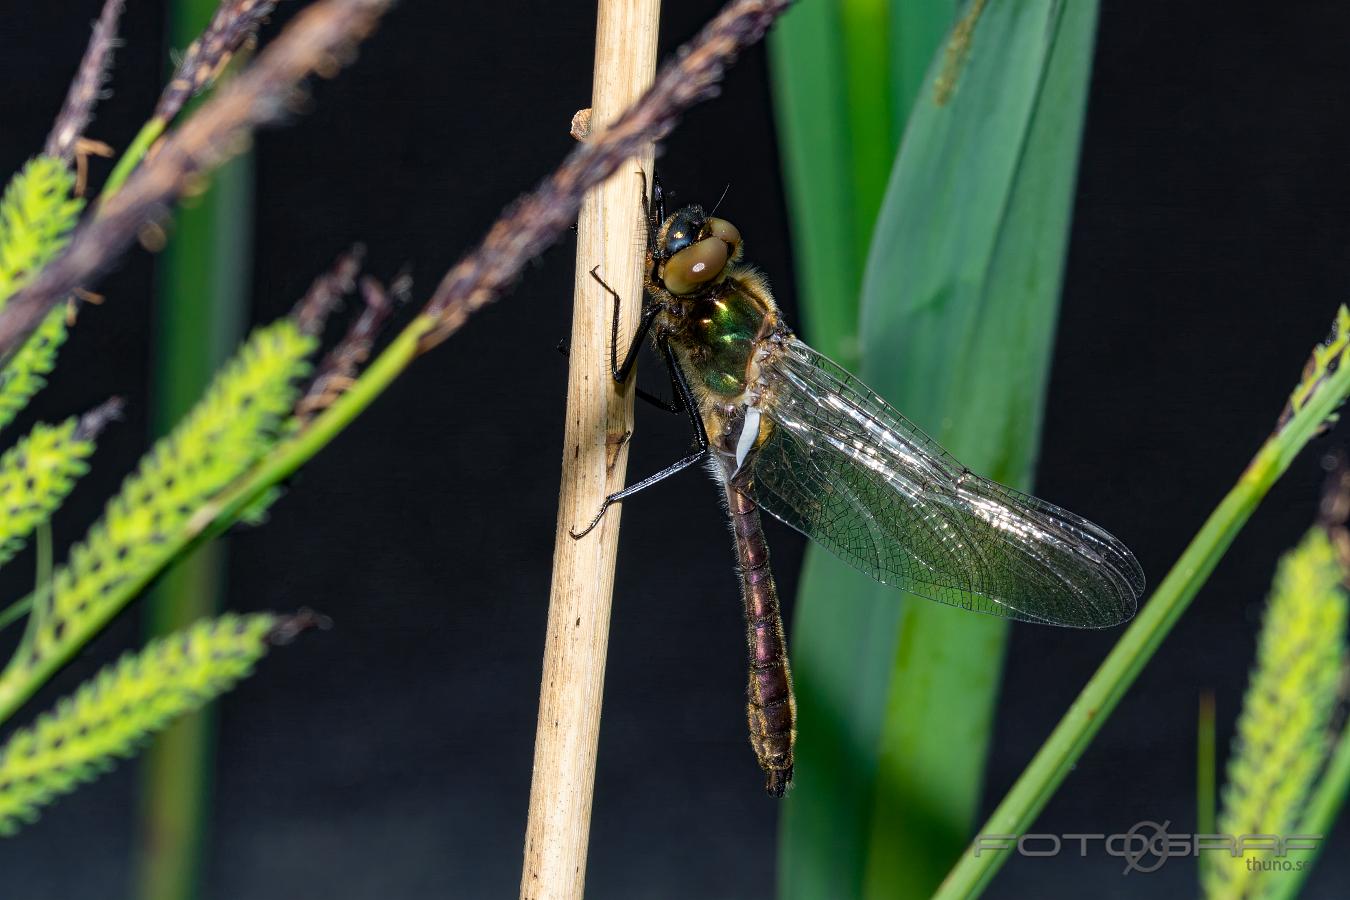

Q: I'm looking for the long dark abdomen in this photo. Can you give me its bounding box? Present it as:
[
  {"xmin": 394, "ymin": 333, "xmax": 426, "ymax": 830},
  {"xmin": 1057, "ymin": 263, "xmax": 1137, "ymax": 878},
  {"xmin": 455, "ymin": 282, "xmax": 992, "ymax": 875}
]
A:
[{"xmin": 726, "ymin": 481, "xmax": 796, "ymax": 796}]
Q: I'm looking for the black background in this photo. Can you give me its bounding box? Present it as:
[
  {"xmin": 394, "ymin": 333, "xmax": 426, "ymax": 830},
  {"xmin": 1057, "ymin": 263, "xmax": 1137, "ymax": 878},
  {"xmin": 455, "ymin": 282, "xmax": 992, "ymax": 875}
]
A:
[{"xmin": 2, "ymin": 1, "xmax": 1350, "ymax": 898}]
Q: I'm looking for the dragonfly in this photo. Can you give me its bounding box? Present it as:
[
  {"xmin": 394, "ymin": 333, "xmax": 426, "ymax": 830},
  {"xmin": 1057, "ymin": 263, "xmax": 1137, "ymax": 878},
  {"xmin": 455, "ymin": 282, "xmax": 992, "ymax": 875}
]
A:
[{"xmin": 571, "ymin": 178, "xmax": 1145, "ymax": 797}]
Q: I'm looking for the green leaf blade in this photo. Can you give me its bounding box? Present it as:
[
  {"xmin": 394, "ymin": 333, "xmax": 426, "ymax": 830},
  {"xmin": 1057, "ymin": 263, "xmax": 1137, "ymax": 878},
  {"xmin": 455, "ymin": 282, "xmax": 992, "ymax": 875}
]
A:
[
  {"xmin": 860, "ymin": 3, "xmax": 1100, "ymax": 896},
  {"xmin": 776, "ymin": 0, "xmax": 1101, "ymax": 897},
  {"xmin": 768, "ymin": 0, "xmax": 863, "ymax": 368},
  {"xmin": 774, "ymin": 3, "xmax": 964, "ymax": 898}
]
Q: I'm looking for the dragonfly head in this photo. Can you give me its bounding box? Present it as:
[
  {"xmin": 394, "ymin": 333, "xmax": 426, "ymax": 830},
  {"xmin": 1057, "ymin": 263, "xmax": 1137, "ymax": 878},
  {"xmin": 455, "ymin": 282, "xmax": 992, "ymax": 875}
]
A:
[{"xmin": 656, "ymin": 204, "xmax": 743, "ymax": 295}]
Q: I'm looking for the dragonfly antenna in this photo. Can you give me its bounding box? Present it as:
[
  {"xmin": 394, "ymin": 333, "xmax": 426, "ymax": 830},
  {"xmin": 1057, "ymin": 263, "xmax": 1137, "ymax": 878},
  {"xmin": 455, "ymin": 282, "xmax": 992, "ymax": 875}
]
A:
[{"xmin": 710, "ymin": 182, "xmax": 731, "ymax": 217}]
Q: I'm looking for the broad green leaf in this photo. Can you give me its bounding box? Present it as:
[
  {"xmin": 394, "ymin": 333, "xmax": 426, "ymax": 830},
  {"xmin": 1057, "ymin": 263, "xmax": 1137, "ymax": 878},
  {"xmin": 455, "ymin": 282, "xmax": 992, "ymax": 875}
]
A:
[
  {"xmin": 768, "ymin": 0, "xmax": 862, "ymax": 368},
  {"xmin": 769, "ymin": 0, "xmax": 957, "ymax": 374},
  {"xmin": 773, "ymin": 2, "xmax": 958, "ymax": 899},
  {"xmin": 859, "ymin": 2, "xmax": 1100, "ymax": 897},
  {"xmin": 776, "ymin": 0, "xmax": 1101, "ymax": 897}
]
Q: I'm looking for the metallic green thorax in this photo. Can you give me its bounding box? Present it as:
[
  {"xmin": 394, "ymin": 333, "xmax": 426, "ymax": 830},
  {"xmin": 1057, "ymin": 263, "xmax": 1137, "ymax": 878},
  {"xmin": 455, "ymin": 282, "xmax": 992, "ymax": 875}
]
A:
[{"xmin": 675, "ymin": 272, "xmax": 777, "ymax": 400}]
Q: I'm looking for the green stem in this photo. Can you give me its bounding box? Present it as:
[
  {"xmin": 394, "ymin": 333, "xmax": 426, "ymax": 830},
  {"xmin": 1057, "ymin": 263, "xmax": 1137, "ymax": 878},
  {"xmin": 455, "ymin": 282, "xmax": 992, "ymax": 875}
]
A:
[
  {"xmin": 935, "ymin": 352, "xmax": 1350, "ymax": 897},
  {"xmin": 134, "ymin": 3, "xmax": 252, "ymax": 896},
  {"xmin": 103, "ymin": 118, "xmax": 166, "ymax": 200},
  {"xmin": 0, "ymin": 598, "xmax": 27, "ymax": 632},
  {"xmin": 184, "ymin": 317, "xmax": 431, "ymax": 564},
  {"xmin": 1197, "ymin": 690, "xmax": 1216, "ymax": 839},
  {"xmin": 30, "ymin": 521, "xmax": 53, "ymax": 638}
]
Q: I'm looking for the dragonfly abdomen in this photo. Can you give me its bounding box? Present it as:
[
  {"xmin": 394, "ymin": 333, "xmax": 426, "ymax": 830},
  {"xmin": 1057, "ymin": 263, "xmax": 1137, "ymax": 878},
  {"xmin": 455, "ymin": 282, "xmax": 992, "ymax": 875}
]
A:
[{"xmin": 726, "ymin": 481, "xmax": 796, "ymax": 796}]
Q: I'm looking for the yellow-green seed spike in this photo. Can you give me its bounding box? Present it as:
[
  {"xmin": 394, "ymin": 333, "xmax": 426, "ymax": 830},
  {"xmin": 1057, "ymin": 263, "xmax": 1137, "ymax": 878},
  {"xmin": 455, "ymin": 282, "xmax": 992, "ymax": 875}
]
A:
[
  {"xmin": 1278, "ymin": 304, "xmax": 1350, "ymax": 432},
  {"xmin": 1, "ymin": 319, "xmax": 315, "ymax": 685},
  {"xmin": 0, "ymin": 308, "xmax": 71, "ymax": 435},
  {"xmin": 0, "ymin": 614, "xmax": 278, "ymax": 835},
  {"xmin": 0, "ymin": 416, "xmax": 97, "ymax": 567},
  {"xmin": 0, "ymin": 156, "xmax": 84, "ymax": 433},
  {"xmin": 1202, "ymin": 528, "xmax": 1348, "ymax": 897},
  {"xmin": 0, "ymin": 157, "xmax": 84, "ymax": 309}
]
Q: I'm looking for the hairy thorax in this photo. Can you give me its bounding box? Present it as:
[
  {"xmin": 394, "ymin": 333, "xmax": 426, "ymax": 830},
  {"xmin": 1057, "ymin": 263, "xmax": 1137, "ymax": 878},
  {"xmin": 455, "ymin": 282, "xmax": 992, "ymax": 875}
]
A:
[{"xmin": 658, "ymin": 266, "xmax": 785, "ymax": 474}]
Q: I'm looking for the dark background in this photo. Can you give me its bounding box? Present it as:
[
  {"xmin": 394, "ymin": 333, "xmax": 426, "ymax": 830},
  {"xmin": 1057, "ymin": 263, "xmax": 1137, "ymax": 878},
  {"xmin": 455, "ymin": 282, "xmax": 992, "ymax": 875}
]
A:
[{"xmin": 1, "ymin": 1, "xmax": 1349, "ymax": 898}]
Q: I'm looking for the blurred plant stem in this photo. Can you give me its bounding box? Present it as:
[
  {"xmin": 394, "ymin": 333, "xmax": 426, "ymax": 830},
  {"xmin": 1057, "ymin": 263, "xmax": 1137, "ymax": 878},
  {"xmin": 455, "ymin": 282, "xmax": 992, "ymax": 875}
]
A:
[
  {"xmin": 1197, "ymin": 690, "xmax": 1216, "ymax": 837},
  {"xmin": 133, "ymin": 2, "xmax": 252, "ymax": 898}
]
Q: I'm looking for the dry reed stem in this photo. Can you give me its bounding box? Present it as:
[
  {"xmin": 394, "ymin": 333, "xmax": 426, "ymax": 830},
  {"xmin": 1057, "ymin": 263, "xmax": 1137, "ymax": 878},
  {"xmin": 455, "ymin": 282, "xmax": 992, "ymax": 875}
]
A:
[{"xmin": 517, "ymin": 0, "xmax": 660, "ymax": 896}]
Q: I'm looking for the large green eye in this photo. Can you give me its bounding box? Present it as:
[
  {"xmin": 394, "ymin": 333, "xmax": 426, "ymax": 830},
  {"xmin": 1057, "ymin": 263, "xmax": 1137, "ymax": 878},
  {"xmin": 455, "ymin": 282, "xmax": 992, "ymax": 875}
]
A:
[{"xmin": 663, "ymin": 236, "xmax": 729, "ymax": 295}]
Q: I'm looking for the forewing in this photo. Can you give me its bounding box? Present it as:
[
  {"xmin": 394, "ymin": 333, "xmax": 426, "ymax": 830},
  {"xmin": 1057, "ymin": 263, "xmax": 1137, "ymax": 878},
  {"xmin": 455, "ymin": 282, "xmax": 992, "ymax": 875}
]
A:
[{"xmin": 749, "ymin": 339, "xmax": 1144, "ymax": 628}]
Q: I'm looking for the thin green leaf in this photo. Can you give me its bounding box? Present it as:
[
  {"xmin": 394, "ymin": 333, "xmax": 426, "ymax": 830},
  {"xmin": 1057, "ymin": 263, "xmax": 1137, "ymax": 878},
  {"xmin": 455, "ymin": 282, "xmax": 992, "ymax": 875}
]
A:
[
  {"xmin": 840, "ymin": 0, "xmax": 895, "ymax": 272},
  {"xmin": 938, "ymin": 302, "xmax": 1350, "ymax": 897},
  {"xmin": 1197, "ymin": 691, "xmax": 1217, "ymax": 839}
]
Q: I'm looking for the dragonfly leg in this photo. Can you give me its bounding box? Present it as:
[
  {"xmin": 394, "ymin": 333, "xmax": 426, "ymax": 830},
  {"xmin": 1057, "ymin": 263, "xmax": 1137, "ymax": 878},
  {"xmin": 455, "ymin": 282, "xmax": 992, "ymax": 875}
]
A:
[
  {"xmin": 569, "ymin": 340, "xmax": 709, "ymax": 540},
  {"xmin": 590, "ymin": 265, "xmax": 659, "ymax": 386},
  {"xmin": 569, "ymin": 448, "xmax": 709, "ymax": 539},
  {"xmin": 639, "ymin": 170, "xmax": 662, "ymax": 250},
  {"xmin": 648, "ymin": 172, "xmax": 668, "ymax": 234},
  {"xmin": 555, "ymin": 337, "xmax": 678, "ymax": 413},
  {"xmin": 660, "ymin": 334, "xmax": 708, "ymax": 448}
]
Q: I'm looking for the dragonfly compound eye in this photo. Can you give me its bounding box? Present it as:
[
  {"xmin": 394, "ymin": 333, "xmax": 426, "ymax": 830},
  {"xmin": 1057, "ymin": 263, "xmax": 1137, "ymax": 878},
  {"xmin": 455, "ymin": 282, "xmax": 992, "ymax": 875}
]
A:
[
  {"xmin": 707, "ymin": 216, "xmax": 741, "ymax": 253},
  {"xmin": 662, "ymin": 237, "xmax": 730, "ymax": 295}
]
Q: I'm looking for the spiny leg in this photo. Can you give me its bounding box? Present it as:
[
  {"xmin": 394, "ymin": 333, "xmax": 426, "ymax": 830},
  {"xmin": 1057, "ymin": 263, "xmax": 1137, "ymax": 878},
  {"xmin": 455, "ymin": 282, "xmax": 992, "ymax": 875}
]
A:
[
  {"xmin": 570, "ymin": 339, "xmax": 708, "ymax": 539},
  {"xmin": 555, "ymin": 337, "xmax": 679, "ymax": 413},
  {"xmin": 643, "ymin": 171, "xmax": 668, "ymax": 243},
  {"xmin": 639, "ymin": 170, "xmax": 660, "ymax": 250},
  {"xmin": 568, "ymin": 451, "xmax": 707, "ymax": 539},
  {"xmin": 590, "ymin": 265, "xmax": 659, "ymax": 386}
]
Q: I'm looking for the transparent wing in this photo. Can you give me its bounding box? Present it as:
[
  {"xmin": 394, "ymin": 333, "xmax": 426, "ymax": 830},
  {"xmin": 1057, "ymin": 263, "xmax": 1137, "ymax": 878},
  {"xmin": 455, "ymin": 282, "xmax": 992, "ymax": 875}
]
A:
[{"xmin": 749, "ymin": 338, "xmax": 1144, "ymax": 628}]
